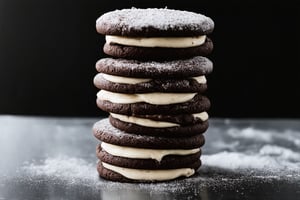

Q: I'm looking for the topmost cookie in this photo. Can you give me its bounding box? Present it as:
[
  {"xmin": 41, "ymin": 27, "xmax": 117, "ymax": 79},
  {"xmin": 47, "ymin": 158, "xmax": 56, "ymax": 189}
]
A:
[{"xmin": 96, "ymin": 8, "xmax": 214, "ymax": 37}]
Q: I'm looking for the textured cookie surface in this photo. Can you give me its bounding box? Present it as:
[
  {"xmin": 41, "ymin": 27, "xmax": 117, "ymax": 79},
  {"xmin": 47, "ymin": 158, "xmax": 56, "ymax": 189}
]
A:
[
  {"xmin": 96, "ymin": 8, "xmax": 214, "ymax": 37},
  {"xmin": 109, "ymin": 115, "xmax": 209, "ymax": 137},
  {"xmin": 94, "ymin": 73, "xmax": 207, "ymax": 93},
  {"xmin": 96, "ymin": 94, "xmax": 210, "ymax": 115},
  {"xmin": 103, "ymin": 37, "xmax": 213, "ymax": 60},
  {"xmin": 93, "ymin": 119, "xmax": 205, "ymax": 149},
  {"xmin": 96, "ymin": 56, "xmax": 213, "ymax": 78}
]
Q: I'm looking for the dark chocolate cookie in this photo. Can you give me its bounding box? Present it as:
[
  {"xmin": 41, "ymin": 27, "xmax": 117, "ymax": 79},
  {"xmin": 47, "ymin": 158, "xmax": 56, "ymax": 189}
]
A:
[
  {"xmin": 131, "ymin": 113, "xmax": 206, "ymax": 124},
  {"xmin": 103, "ymin": 37, "xmax": 213, "ymax": 60},
  {"xmin": 96, "ymin": 8, "xmax": 214, "ymax": 37},
  {"xmin": 93, "ymin": 119, "xmax": 205, "ymax": 149},
  {"xmin": 97, "ymin": 160, "xmax": 201, "ymax": 183},
  {"xmin": 94, "ymin": 73, "xmax": 207, "ymax": 93},
  {"xmin": 95, "ymin": 56, "xmax": 213, "ymax": 78},
  {"xmin": 109, "ymin": 115, "xmax": 209, "ymax": 137},
  {"xmin": 96, "ymin": 93, "xmax": 210, "ymax": 115},
  {"xmin": 96, "ymin": 144, "xmax": 201, "ymax": 169}
]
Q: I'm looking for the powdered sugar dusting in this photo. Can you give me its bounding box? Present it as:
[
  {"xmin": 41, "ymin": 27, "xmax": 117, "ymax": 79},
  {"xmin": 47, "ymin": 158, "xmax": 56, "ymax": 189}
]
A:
[
  {"xmin": 2, "ymin": 117, "xmax": 300, "ymax": 198},
  {"xmin": 202, "ymin": 147, "xmax": 300, "ymax": 172},
  {"xmin": 202, "ymin": 122, "xmax": 300, "ymax": 178},
  {"xmin": 22, "ymin": 156, "xmax": 98, "ymax": 184},
  {"xmin": 227, "ymin": 127, "xmax": 300, "ymax": 146},
  {"xmin": 228, "ymin": 127, "xmax": 273, "ymax": 142},
  {"xmin": 96, "ymin": 56, "xmax": 213, "ymax": 77},
  {"xmin": 22, "ymin": 123, "xmax": 300, "ymax": 188},
  {"xmin": 19, "ymin": 149, "xmax": 300, "ymax": 194},
  {"xmin": 96, "ymin": 8, "xmax": 214, "ymax": 36},
  {"xmin": 259, "ymin": 145, "xmax": 300, "ymax": 162}
]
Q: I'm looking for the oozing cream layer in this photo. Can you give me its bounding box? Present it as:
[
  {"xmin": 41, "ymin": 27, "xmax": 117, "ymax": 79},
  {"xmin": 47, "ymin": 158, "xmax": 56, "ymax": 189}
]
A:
[
  {"xmin": 102, "ymin": 73, "xmax": 152, "ymax": 84},
  {"xmin": 106, "ymin": 35, "xmax": 206, "ymax": 48},
  {"xmin": 110, "ymin": 112, "xmax": 208, "ymax": 128},
  {"xmin": 101, "ymin": 73, "xmax": 207, "ymax": 84},
  {"xmin": 193, "ymin": 112, "xmax": 209, "ymax": 121},
  {"xmin": 101, "ymin": 142, "xmax": 200, "ymax": 162},
  {"xmin": 110, "ymin": 113, "xmax": 179, "ymax": 128},
  {"xmin": 193, "ymin": 76, "xmax": 207, "ymax": 84},
  {"xmin": 102, "ymin": 162, "xmax": 195, "ymax": 181},
  {"xmin": 97, "ymin": 90, "xmax": 196, "ymax": 105}
]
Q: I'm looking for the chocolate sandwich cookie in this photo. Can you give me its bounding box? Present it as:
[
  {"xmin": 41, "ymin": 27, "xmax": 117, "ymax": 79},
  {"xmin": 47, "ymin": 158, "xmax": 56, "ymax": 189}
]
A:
[
  {"xmin": 96, "ymin": 8, "xmax": 214, "ymax": 59},
  {"xmin": 96, "ymin": 144, "xmax": 201, "ymax": 169},
  {"xmin": 109, "ymin": 114, "xmax": 209, "ymax": 137},
  {"xmin": 103, "ymin": 37, "xmax": 213, "ymax": 60},
  {"xmin": 93, "ymin": 119, "xmax": 205, "ymax": 149},
  {"xmin": 97, "ymin": 160, "xmax": 201, "ymax": 183},
  {"xmin": 94, "ymin": 73, "xmax": 208, "ymax": 93},
  {"xmin": 96, "ymin": 56, "xmax": 213, "ymax": 78},
  {"xmin": 96, "ymin": 92, "xmax": 210, "ymax": 115}
]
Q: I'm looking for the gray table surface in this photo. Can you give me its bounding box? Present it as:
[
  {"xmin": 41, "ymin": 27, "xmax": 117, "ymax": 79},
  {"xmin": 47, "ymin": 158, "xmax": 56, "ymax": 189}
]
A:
[{"xmin": 0, "ymin": 116, "xmax": 299, "ymax": 200}]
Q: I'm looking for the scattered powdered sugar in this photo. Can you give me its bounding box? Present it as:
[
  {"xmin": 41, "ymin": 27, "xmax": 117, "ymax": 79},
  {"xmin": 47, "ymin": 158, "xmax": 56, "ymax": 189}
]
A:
[
  {"xmin": 2, "ymin": 117, "xmax": 300, "ymax": 199},
  {"xmin": 228, "ymin": 127, "xmax": 273, "ymax": 142},
  {"xmin": 21, "ymin": 127, "xmax": 300, "ymax": 189},
  {"xmin": 202, "ymin": 124, "xmax": 300, "ymax": 177},
  {"xmin": 227, "ymin": 127, "xmax": 300, "ymax": 146},
  {"xmin": 259, "ymin": 145, "xmax": 300, "ymax": 162},
  {"xmin": 13, "ymin": 120, "xmax": 300, "ymax": 195},
  {"xmin": 19, "ymin": 153, "xmax": 300, "ymax": 195},
  {"xmin": 19, "ymin": 156, "xmax": 204, "ymax": 193},
  {"xmin": 202, "ymin": 146, "xmax": 300, "ymax": 172},
  {"xmin": 22, "ymin": 156, "xmax": 99, "ymax": 185}
]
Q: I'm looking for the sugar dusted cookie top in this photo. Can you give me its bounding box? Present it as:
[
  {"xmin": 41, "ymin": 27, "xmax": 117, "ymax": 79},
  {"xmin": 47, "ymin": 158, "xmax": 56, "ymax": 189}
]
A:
[
  {"xmin": 96, "ymin": 8, "xmax": 214, "ymax": 37},
  {"xmin": 95, "ymin": 56, "xmax": 213, "ymax": 78}
]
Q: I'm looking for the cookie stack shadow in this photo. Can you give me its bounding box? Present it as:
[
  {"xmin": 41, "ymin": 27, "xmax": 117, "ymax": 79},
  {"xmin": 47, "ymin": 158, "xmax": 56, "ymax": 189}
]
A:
[{"xmin": 93, "ymin": 8, "xmax": 214, "ymax": 182}]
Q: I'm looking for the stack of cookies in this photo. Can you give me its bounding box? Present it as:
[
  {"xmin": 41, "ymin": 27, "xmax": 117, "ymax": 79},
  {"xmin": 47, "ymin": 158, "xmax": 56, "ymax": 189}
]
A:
[{"xmin": 93, "ymin": 8, "xmax": 214, "ymax": 182}]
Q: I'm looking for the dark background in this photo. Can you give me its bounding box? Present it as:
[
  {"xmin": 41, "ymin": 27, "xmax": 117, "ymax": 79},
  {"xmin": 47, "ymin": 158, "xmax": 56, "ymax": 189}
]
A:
[{"xmin": 0, "ymin": 0, "xmax": 299, "ymax": 118}]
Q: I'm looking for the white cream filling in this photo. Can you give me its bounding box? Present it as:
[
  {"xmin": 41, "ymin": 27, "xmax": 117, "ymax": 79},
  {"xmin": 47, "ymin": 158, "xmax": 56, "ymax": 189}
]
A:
[
  {"xmin": 97, "ymin": 90, "xmax": 196, "ymax": 105},
  {"xmin": 110, "ymin": 113, "xmax": 179, "ymax": 128},
  {"xmin": 101, "ymin": 142, "xmax": 200, "ymax": 162},
  {"xmin": 193, "ymin": 76, "xmax": 207, "ymax": 84},
  {"xmin": 106, "ymin": 35, "xmax": 206, "ymax": 48},
  {"xmin": 110, "ymin": 112, "xmax": 208, "ymax": 128},
  {"xmin": 101, "ymin": 73, "xmax": 207, "ymax": 85},
  {"xmin": 193, "ymin": 112, "xmax": 209, "ymax": 121},
  {"xmin": 102, "ymin": 162, "xmax": 195, "ymax": 181},
  {"xmin": 101, "ymin": 73, "xmax": 152, "ymax": 84}
]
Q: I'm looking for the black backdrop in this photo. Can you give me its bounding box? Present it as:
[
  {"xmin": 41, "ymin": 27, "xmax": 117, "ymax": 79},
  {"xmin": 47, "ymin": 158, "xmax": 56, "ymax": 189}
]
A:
[{"xmin": 0, "ymin": 0, "xmax": 299, "ymax": 118}]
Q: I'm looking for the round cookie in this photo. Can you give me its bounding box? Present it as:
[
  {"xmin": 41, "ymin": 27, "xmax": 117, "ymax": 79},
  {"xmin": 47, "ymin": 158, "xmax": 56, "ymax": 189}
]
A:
[
  {"xmin": 96, "ymin": 8, "xmax": 214, "ymax": 37},
  {"xmin": 94, "ymin": 73, "xmax": 208, "ymax": 93},
  {"xmin": 96, "ymin": 56, "xmax": 213, "ymax": 78},
  {"xmin": 96, "ymin": 93, "xmax": 210, "ymax": 115},
  {"xmin": 93, "ymin": 119, "xmax": 205, "ymax": 149},
  {"xmin": 109, "ymin": 115, "xmax": 209, "ymax": 137},
  {"xmin": 97, "ymin": 160, "xmax": 201, "ymax": 183},
  {"xmin": 96, "ymin": 144, "xmax": 201, "ymax": 169},
  {"xmin": 103, "ymin": 37, "xmax": 213, "ymax": 60}
]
